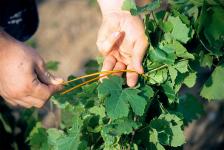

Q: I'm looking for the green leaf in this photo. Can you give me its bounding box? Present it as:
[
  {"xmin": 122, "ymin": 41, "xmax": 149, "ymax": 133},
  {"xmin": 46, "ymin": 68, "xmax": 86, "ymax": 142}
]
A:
[
  {"xmin": 147, "ymin": 68, "xmax": 168, "ymax": 84},
  {"xmin": 56, "ymin": 136, "xmax": 80, "ymax": 150},
  {"xmin": 98, "ymin": 76, "xmax": 129, "ymax": 119},
  {"xmin": 168, "ymin": 66, "xmax": 178, "ymax": 84},
  {"xmin": 200, "ymin": 54, "xmax": 213, "ymax": 68},
  {"xmin": 140, "ymin": 85, "xmax": 155, "ymax": 100},
  {"xmin": 89, "ymin": 105, "xmax": 106, "ymax": 118},
  {"xmin": 178, "ymin": 94, "xmax": 204, "ymax": 124},
  {"xmin": 28, "ymin": 123, "xmax": 49, "ymax": 150},
  {"xmin": 149, "ymin": 129, "xmax": 166, "ymax": 150},
  {"xmin": 120, "ymin": 89, "xmax": 147, "ymax": 116},
  {"xmin": 162, "ymin": 82, "xmax": 176, "ymax": 104},
  {"xmin": 46, "ymin": 61, "xmax": 60, "ymax": 71},
  {"xmin": 167, "ymin": 41, "xmax": 194, "ymax": 59},
  {"xmin": 149, "ymin": 44, "xmax": 176, "ymax": 65},
  {"xmin": 98, "ymin": 76, "xmax": 123, "ymax": 99},
  {"xmin": 47, "ymin": 128, "xmax": 64, "ymax": 147},
  {"xmin": 113, "ymin": 118, "xmax": 140, "ymax": 135},
  {"xmin": 160, "ymin": 21, "xmax": 173, "ymax": 33},
  {"xmin": 168, "ymin": 16, "xmax": 190, "ymax": 43},
  {"xmin": 183, "ymin": 72, "xmax": 197, "ymax": 88},
  {"xmin": 98, "ymin": 76, "xmax": 147, "ymax": 119},
  {"xmin": 204, "ymin": 7, "xmax": 224, "ymax": 48},
  {"xmin": 200, "ymin": 65, "xmax": 224, "ymax": 100},
  {"xmin": 149, "ymin": 113, "xmax": 185, "ymax": 147},
  {"xmin": 174, "ymin": 60, "xmax": 189, "ymax": 73},
  {"xmin": 56, "ymin": 116, "xmax": 84, "ymax": 150},
  {"xmin": 169, "ymin": 125, "xmax": 185, "ymax": 147},
  {"xmin": 122, "ymin": 0, "xmax": 137, "ymax": 11},
  {"xmin": 197, "ymin": 5, "xmax": 224, "ymax": 55}
]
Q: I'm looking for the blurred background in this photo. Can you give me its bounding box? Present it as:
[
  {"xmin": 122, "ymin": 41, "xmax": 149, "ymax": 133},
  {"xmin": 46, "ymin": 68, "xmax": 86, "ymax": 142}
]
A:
[
  {"xmin": 0, "ymin": 1, "xmax": 103, "ymax": 149},
  {"xmin": 34, "ymin": 0, "xmax": 100, "ymax": 78}
]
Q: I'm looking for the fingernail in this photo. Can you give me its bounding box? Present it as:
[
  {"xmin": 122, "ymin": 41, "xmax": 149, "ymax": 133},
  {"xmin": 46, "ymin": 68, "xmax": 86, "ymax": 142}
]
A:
[
  {"xmin": 128, "ymin": 81, "xmax": 136, "ymax": 87},
  {"xmin": 112, "ymin": 32, "xmax": 120, "ymax": 38},
  {"xmin": 51, "ymin": 77, "xmax": 64, "ymax": 85}
]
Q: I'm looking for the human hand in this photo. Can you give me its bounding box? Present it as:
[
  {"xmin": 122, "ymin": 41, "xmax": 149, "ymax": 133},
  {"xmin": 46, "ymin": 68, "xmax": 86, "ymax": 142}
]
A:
[
  {"xmin": 0, "ymin": 31, "xmax": 63, "ymax": 108},
  {"xmin": 96, "ymin": 11, "xmax": 148, "ymax": 87},
  {"xmin": 96, "ymin": 0, "xmax": 149, "ymax": 87}
]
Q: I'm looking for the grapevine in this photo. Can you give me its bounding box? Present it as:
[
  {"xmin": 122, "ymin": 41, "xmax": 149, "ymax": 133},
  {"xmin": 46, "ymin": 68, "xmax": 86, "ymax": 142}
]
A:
[{"xmin": 27, "ymin": 0, "xmax": 224, "ymax": 150}]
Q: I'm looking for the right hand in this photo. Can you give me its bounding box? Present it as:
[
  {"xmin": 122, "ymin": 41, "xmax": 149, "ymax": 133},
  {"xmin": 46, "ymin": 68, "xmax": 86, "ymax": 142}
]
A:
[{"xmin": 0, "ymin": 31, "xmax": 63, "ymax": 108}]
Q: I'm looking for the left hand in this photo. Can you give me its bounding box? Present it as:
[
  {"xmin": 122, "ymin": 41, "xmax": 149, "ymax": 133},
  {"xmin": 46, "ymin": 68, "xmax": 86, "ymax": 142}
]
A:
[{"xmin": 96, "ymin": 11, "xmax": 148, "ymax": 87}]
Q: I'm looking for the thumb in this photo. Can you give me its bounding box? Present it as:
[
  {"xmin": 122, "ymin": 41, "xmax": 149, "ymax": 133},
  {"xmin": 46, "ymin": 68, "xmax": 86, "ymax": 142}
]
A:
[{"xmin": 35, "ymin": 63, "xmax": 64, "ymax": 85}]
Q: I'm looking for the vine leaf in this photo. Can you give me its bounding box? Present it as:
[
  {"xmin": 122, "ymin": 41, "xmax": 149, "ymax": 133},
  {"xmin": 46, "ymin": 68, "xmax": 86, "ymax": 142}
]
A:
[
  {"xmin": 122, "ymin": 0, "xmax": 137, "ymax": 11},
  {"xmin": 200, "ymin": 65, "xmax": 224, "ymax": 100},
  {"xmin": 183, "ymin": 72, "xmax": 197, "ymax": 88},
  {"xmin": 162, "ymin": 82, "xmax": 176, "ymax": 104},
  {"xmin": 168, "ymin": 16, "xmax": 190, "ymax": 43},
  {"xmin": 167, "ymin": 41, "xmax": 194, "ymax": 59},
  {"xmin": 147, "ymin": 68, "xmax": 168, "ymax": 85},
  {"xmin": 149, "ymin": 113, "xmax": 185, "ymax": 147},
  {"xmin": 149, "ymin": 129, "xmax": 166, "ymax": 150},
  {"xmin": 178, "ymin": 94, "xmax": 204, "ymax": 124},
  {"xmin": 121, "ymin": 89, "xmax": 147, "ymax": 116},
  {"xmin": 98, "ymin": 76, "xmax": 147, "ymax": 119},
  {"xmin": 149, "ymin": 45, "xmax": 176, "ymax": 65},
  {"xmin": 174, "ymin": 60, "xmax": 189, "ymax": 73},
  {"xmin": 98, "ymin": 76, "xmax": 129, "ymax": 119},
  {"xmin": 28, "ymin": 122, "xmax": 49, "ymax": 150}
]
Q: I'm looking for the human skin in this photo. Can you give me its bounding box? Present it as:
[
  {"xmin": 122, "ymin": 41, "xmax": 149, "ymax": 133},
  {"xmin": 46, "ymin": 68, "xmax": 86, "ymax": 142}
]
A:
[
  {"xmin": 0, "ymin": 30, "xmax": 63, "ymax": 108},
  {"xmin": 97, "ymin": 0, "xmax": 151, "ymax": 87},
  {"xmin": 0, "ymin": 0, "xmax": 150, "ymax": 108}
]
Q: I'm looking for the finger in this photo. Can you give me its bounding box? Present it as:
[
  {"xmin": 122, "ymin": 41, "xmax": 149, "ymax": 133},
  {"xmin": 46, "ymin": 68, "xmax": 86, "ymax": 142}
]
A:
[
  {"xmin": 4, "ymin": 99, "xmax": 17, "ymax": 106},
  {"xmin": 132, "ymin": 39, "xmax": 148, "ymax": 74},
  {"xmin": 23, "ymin": 96, "xmax": 45, "ymax": 108},
  {"xmin": 101, "ymin": 55, "xmax": 117, "ymax": 73},
  {"xmin": 31, "ymin": 78, "xmax": 54, "ymax": 100},
  {"xmin": 126, "ymin": 64, "xmax": 139, "ymax": 87},
  {"xmin": 100, "ymin": 55, "xmax": 117, "ymax": 81},
  {"xmin": 97, "ymin": 32, "xmax": 123, "ymax": 56},
  {"xmin": 35, "ymin": 61, "xmax": 64, "ymax": 85},
  {"xmin": 13, "ymin": 99, "xmax": 32, "ymax": 108},
  {"xmin": 112, "ymin": 61, "xmax": 126, "ymax": 76}
]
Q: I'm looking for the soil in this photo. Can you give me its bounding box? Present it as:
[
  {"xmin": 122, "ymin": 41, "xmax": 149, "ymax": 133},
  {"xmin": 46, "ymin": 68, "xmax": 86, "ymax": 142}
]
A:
[
  {"xmin": 32, "ymin": 0, "xmax": 102, "ymax": 128},
  {"xmin": 35, "ymin": 0, "xmax": 101, "ymax": 78}
]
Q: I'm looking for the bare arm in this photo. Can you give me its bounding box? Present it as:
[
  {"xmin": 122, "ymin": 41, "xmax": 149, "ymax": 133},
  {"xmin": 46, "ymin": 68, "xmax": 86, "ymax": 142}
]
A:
[{"xmin": 96, "ymin": 0, "xmax": 149, "ymax": 87}]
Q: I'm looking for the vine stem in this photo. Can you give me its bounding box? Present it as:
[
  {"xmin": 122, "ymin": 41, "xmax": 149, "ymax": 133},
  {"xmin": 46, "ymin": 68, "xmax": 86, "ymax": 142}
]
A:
[
  {"xmin": 62, "ymin": 70, "xmax": 137, "ymax": 85},
  {"xmin": 131, "ymin": 116, "xmax": 137, "ymax": 144},
  {"xmin": 61, "ymin": 59, "xmax": 189, "ymax": 95},
  {"xmin": 61, "ymin": 73, "xmax": 110, "ymax": 95},
  {"xmin": 145, "ymin": 64, "xmax": 168, "ymax": 75}
]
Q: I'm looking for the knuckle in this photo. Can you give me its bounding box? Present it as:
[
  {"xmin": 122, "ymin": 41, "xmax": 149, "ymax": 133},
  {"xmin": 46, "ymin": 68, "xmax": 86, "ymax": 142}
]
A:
[
  {"xmin": 105, "ymin": 56, "xmax": 116, "ymax": 64},
  {"xmin": 36, "ymin": 102, "xmax": 44, "ymax": 108},
  {"xmin": 38, "ymin": 59, "xmax": 45, "ymax": 68},
  {"xmin": 43, "ymin": 92, "xmax": 51, "ymax": 100},
  {"xmin": 26, "ymin": 105, "xmax": 32, "ymax": 109},
  {"xmin": 9, "ymin": 91, "xmax": 23, "ymax": 99},
  {"xmin": 142, "ymin": 36, "xmax": 149, "ymax": 46}
]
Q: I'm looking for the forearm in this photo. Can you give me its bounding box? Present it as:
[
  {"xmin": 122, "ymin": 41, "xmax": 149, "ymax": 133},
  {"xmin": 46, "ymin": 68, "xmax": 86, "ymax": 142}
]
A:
[{"xmin": 97, "ymin": 0, "xmax": 151, "ymax": 15}]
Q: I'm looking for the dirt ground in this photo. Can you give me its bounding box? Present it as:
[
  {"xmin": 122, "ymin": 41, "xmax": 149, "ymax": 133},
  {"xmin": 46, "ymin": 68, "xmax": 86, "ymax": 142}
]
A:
[{"xmin": 35, "ymin": 0, "xmax": 101, "ymax": 78}]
